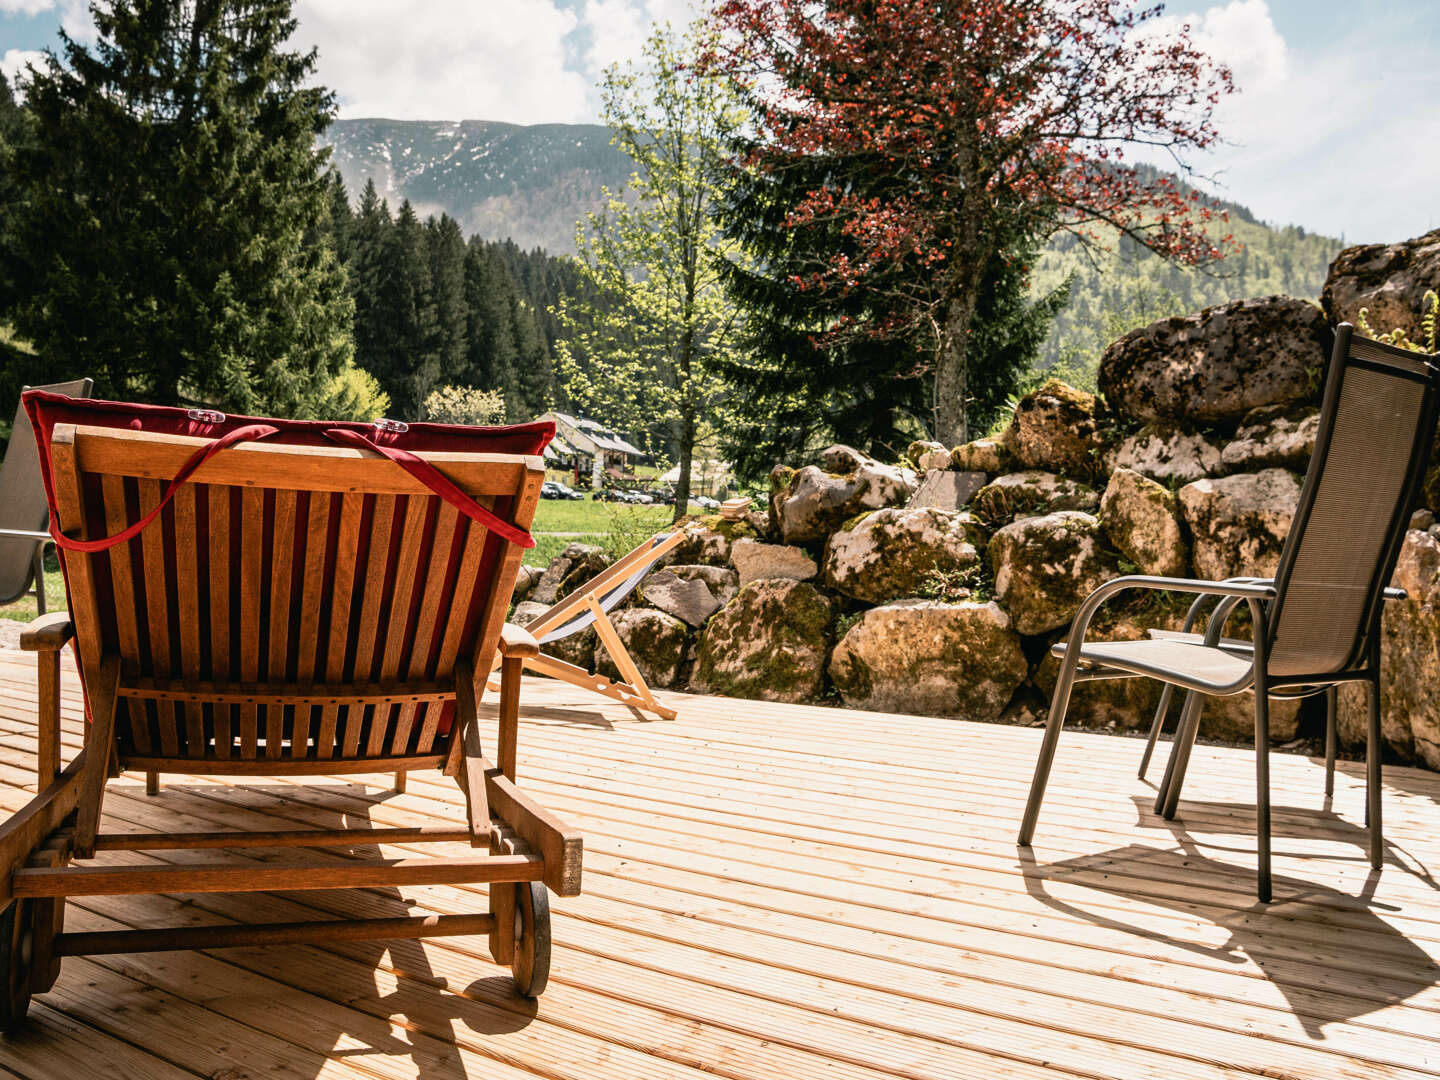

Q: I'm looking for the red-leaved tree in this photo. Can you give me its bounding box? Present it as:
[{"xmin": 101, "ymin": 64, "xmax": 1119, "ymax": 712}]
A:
[{"xmin": 705, "ymin": 0, "xmax": 1237, "ymax": 445}]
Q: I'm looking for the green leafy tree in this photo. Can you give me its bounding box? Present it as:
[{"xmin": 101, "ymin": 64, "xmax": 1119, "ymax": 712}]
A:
[
  {"xmin": 5, "ymin": 0, "xmax": 356, "ymax": 417},
  {"xmin": 423, "ymin": 385, "xmax": 506, "ymax": 425},
  {"xmin": 556, "ymin": 24, "xmax": 745, "ymax": 521}
]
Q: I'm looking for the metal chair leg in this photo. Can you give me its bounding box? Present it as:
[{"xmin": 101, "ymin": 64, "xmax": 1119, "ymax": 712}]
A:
[
  {"xmin": 1367, "ymin": 675, "xmax": 1383, "ymax": 870},
  {"xmin": 1324, "ymin": 685, "xmax": 1337, "ymax": 798},
  {"xmin": 1157, "ymin": 689, "xmax": 1205, "ymax": 818},
  {"xmin": 1255, "ymin": 683, "xmax": 1272, "ymax": 903},
  {"xmin": 1018, "ymin": 658, "xmax": 1081, "ymax": 846},
  {"xmin": 1138, "ymin": 683, "xmax": 1175, "ymax": 780}
]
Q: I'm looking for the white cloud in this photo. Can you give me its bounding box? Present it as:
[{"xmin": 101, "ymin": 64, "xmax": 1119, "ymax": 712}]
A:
[
  {"xmin": 0, "ymin": 0, "xmax": 54, "ymax": 15},
  {"xmin": 580, "ymin": 0, "xmax": 697, "ymax": 80},
  {"xmin": 292, "ymin": 0, "xmax": 594, "ymax": 123},
  {"xmin": 1134, "ymin": 1, "xmax": 1439, "ymax": 243},
  {"xmin": 0, "ymin": 47, "xmax": 43, "ymax": 85}
]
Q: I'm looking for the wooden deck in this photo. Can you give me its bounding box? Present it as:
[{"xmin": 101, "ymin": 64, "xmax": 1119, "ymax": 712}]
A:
[{"xmin": 0, "ymin": 649, "xmax": 1437, "ymax": 1080}]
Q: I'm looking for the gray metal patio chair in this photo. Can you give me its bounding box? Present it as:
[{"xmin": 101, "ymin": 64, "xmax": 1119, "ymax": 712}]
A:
[
  {"xmin": 0, "ymin": 379, "xmax": 93, "ymax": 614},
  {"xmin": 1018, "ymin": 324, "xmax": 1440, "ymax": 901}
]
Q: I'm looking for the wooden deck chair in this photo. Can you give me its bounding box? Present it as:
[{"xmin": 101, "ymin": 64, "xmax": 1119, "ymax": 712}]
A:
[
  {"xmin": 492, "ymin": 531, "xmax": 685, "ymax": 720},
  {"xmin": 0, "ymin": 394, "xmax": 582, "ymax": 1030}
]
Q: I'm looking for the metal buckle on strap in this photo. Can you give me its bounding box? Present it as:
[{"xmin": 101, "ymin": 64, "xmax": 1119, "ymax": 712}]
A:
[
  {"xmin": 373, "ymin": 418, "xmax": 409, "ymax": 434},
  {"xmin": 187, "ymin": 409, "xmax": 227, "ymax": 424}
]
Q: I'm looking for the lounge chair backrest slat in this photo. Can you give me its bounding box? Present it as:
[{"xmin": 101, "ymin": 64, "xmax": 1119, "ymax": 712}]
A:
[
  {"xmin": 47, "ymin": 422, "xmax": 543, "ymax": 766},
  {"xmin": 1266, "ymin": 325, "xmax": 1440, "ymax": 679},
  {"xmin": 0, "ymin": 378, "xmax": 93, "ymax": 604}
]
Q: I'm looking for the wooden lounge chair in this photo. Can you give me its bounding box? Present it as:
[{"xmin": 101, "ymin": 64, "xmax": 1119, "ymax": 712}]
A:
[
  {"xmin": 0, "ymin": 379, "xmax": 93, "ymax": 615},
  {"xmin": 0, "ymin": 395, "xmax": 581, "ymax": 1030},
  {"xmin": 1018, "ymin": 324, "xmax": 1440, "ymax": 901},
  {"xmin": 494, "ymin": 531, "xmax": 685, "ymax": 720}
]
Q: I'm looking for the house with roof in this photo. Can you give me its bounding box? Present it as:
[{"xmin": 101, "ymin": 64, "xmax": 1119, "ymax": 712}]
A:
[{"xmin": 538, "ymin": 411, "xmax": 648, "ymax": 488}]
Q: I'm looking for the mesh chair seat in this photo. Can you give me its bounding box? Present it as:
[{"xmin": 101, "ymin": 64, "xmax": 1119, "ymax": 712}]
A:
[{"xmin": 1054, "ymin": 638, "xmax": 1255, "ymax": 691}]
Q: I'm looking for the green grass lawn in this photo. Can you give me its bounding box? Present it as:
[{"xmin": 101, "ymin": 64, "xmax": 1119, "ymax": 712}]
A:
[{"xmin": 0, "ymin": 565, "xmax": 65, "ymax": 624}]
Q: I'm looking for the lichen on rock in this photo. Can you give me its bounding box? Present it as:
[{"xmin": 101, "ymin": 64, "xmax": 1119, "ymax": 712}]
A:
[
  {"xmin": 692, "ymin": 579, "xmax": 834, "ymax": 702},
  {"xmin": 730, "ymin": 539, "xmax": 818, "ymax": 585},
  {"xmin": 829, "ymin": 599, "xmax": 1026, "ymax": 719},
  {"xmin": 1109, "ymin": 425, "xmax": 1223, "ymax": 484},
  {"xmin": 988, "ymin": 511, "xmax": 1121, "ymax": 635},
  {"xmin": 974, "ymin": 470, "xmax": 1099, "ymax": 526},
  {"xmin": 1099, "ymin": 467, "xmax": 1189, "ymax": 577},
  {"xmin": 594, "ymin": 607, "xmax": 690, "ymax": 689},
  {"xmin": 822, "ymin": 505, "xmax": 985, "ymax": 605},
  {"xmin": 771, "ymin": 445, "xmax": 918, "ymax": 545},
  {"xmin": 1219, "ymin": 403, "xmax": 1319, "ymax": 473},
  {"xmin": 1178, "ymin": 468, "xmax": 1302, "ymax": 580},
  {"xmin": 1010, "ymin": 379, "xmax": 1109, "ymax": 479}
]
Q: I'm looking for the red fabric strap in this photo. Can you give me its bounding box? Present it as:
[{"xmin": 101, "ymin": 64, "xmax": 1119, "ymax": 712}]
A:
[{"xmin": 51, "ymin": 423, "xmax": 535, "ymax": 552}]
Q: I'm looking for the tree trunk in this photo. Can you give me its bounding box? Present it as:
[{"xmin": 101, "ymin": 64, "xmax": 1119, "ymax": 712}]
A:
[
  {"xmin": 673, "ymin": 405, "xmax": 694, "ymax": 525},
  {"xmin": 934, "ymin": 294, "xmax": 975, "ymax": 447}
]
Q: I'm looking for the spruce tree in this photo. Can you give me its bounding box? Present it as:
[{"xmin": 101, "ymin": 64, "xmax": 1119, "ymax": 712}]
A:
[{"xmin": 5, "ymin": 0, "xmax": 354, "ymax": 417}]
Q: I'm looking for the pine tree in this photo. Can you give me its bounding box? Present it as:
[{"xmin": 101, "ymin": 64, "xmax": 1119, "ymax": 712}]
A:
[
  {"xmin": 4, "ymin": 0, "xmax": 354, "ymax": 417},
  {"xmin": 425, "ymin": 214, "xmax": 468, "ymax": 391}
]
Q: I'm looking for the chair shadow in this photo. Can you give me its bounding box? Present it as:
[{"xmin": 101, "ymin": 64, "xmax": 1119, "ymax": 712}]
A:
[
  {"xmin": 1018, "ymin": 798, "xmax": 1440, "ymax": 1038},
  {"xmin": 119, "ymin": 782, "xmax": 539, "ymax": 1078}
]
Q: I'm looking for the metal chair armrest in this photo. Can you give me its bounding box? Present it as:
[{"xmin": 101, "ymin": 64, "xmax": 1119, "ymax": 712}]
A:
[
  {"xmin": 1383, "ymin": 586, "xmax": 1407, "ymax": 602},
  {"xmin": 21, "ymin": 612, "xmax": 74, "ymax": 652},
  {"xmin": 0, "ymin": 529, "xmax": 53, "ymax": 542}
]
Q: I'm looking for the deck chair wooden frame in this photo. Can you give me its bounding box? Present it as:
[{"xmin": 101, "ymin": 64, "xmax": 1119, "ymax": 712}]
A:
[
  {"xmin": 492, "ymin": 531, "xmax": 685, "ymax": 720},
  {"xmin": 0, "ymin": 420, "xmax": 581, "ymax": 1030}
]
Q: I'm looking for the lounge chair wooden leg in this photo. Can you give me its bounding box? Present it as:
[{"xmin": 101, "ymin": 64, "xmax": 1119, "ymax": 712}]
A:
[
  {"xmin": 1018, "ymin": 657, "xmax": 1081, "ymax": 846},
  {"xmin": 1139, "ymin": 683, "xmax": 1175, "ymax": 781},
  {"xmin": 489, "ymin": 880, "xmax": 516, "ymax": 966},
  {"xmin": 36, "ymin": 649, "xmax": 61, "ymax": 791},
  {"xmin": 74, "ymin": 657, "xmax": 121, "ymax": 860},
  {"xmin": 145, "ymin": 771, "xmax": 159, "ymax": 797},
  {"xmin": 1255, "ymin": 687, "xmax": 1272, "ymax": 903},
  {"xmin": 1366, "ymin": 674, "xmax": 1383, "ymax": 870},
  {"xmin": 498, "ymin": 656, "xmax": 522, "ymax": 781},
  {"xmin": 1324, "ymin": 685, "xmax": 1337, "ymax": 798},
  {"xmin": 393, "ymin": 771, "xmax": 406, "ymax": 794},
  {"xmin": 587, "ymin": 597, "xmax": 663, "ymax": 715},
  {"xmin": 1157, "ymin": 690, "xmax": 1205, "ymax": 819},
  {"xmin": 453, "ymin": 661, "xmax": 490, "ymax": 847}
]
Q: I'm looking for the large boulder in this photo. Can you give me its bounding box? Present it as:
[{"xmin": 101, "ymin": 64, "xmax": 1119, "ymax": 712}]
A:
[
  {"xmin": 1219, "ymin": 403, "xmax": 1319, "ymax": 473},
  {"xmin": 829, "ymin": 600, "xmax": 1026, "ymax": 719},
  {"xmin": 1098, "ymin": 296, "xmax": 1330, "ymax": 424},
  {"xmin": 1109, "ymin": 426, "xmax": 1223, "ymax": 484},
  {"xmin": 975, "ymin": 470, "xmax": 1099, "ymax": 525},
  {"xmin": 1178, "ymin": 469, "xmax": 1302, "ymax": 580},
  {"xmin": 639, "ymin": 568, "xmax": 725, "ymax": 627},
  {"xmin": 594, "ymin": 608, "xmax": 690, "ymax": 689},
  {"xmin": 1337, "ymin": 530, "xmax": 1440, "ymax": 765},
  {"xmin": 951, "ymin": 430, "xmax": 1016, "ymax": 474},
  {"xmin": 988, "ymin": 511, "xmax": 1121, "ymax": 635},
  {"xmin": 531, "ymin": 542, "xmax": 612, "ymax": 605},
  {"xmin": 730, "ymin": 539, "xmax": 818, "ymax": 585},
  {"xmin": 907, "ymin": 439, "xmax": 954, "ymax": 472},
  {"xmin": 692, "ymin": 579, "xmax": 834, "ymax": 702},
  {"xmin": 1322, "ymin": 228, "xmax": 1440, "ymax": 338},
  {"xmin": 512, "ymin": 564, "xmax": 541, "ymax": 602},
  {"xmin": 908, "ymin": 469, "xmax": 986, "ymax": 511},
  {"xmin": 666, "ymin": 518, "xmax": 757, "ymax": 567},
  {"xmin": 771, "ymin": 446, "xmax": 917, "ymax": 544},
  {"xmin": 1010, "ymin": 380, "xmax": 1108, "ymax": 479},
  {"xmin": 666, "ymin": 564, "xmax": 740, "ymax": 605},
  {"xmin": 822, "ymin": 506, "xmax": 985, "ymax": 605},
  {"xmin": 1099, "ymin": 467, "xmax": 1189, "ymax": 577}
]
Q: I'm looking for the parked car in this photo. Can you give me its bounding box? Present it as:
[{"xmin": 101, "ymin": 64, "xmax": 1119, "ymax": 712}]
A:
[
  {"xmin": 692, "ymin": 495, "xmax": 720, "ymax": 511},
  {"xmin": 541, "ymin": 480, "xmax": 584, "ymax": 500}
]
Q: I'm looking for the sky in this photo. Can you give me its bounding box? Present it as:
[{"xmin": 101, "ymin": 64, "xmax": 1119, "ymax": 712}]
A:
[{"xmin": 1, "ymin": 0, "xmax": 1437, "ymax": 245}]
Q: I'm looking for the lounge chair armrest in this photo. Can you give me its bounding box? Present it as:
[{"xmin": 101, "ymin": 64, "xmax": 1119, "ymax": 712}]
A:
[
  {"xmin": 20, "ymin": 613, "xmax": 73, "ymax": 652},
  {"xmin": 498, "ymin": 623, "xmax": 540, "ymax": 660}
]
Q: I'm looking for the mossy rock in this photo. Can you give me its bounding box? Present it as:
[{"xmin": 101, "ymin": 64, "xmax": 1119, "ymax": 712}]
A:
[
  {"xmin": 974, "ymin": 470, "xmax": 1099, "ymax": 527},
  {"xmin": 692, "ymin": 579, "xmax": 834, "ymax": 702},
  {"xmin": 822, "ymin": 506, "xmax": 984, "ymax": 605},
  {"xmin": 1099, "ymin": 467, "xmax": 1189, "ymax": 578},
  {"xmin": 988, "ymin": 511, "xmax": 1120, "ymax": 635},
  {"xmin": 594, "ymin": 608, "xmax": 690, "ymax": 688},
  {"xmin": 1011, "ymin": 379, "xmax": 1110, "ymax": 480},
  {"xmin": 829, "ymin": 600, "xmax": 1026, "ymax": 719}
]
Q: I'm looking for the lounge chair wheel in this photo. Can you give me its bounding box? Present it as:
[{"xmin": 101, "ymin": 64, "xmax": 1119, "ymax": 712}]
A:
[
  {"xmin": 0, "ymin": 900, "xmax": 35, "ymax": 1033},
  {"xmin": 511, "ymin": 881, "xmax": 551, "ymax": 998}
]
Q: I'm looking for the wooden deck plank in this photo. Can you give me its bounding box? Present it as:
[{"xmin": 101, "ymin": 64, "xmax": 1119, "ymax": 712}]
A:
[{"xmin": 0, "ymin": 651, "xmax": 1438, "ymax": 1079}]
